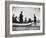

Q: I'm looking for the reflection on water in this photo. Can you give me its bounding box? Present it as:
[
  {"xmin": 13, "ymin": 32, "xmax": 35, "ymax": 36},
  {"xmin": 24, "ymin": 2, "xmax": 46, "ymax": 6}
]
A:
[{"xmin": 12, "ymin": 22, "xmax": 40, "ymax": 31}]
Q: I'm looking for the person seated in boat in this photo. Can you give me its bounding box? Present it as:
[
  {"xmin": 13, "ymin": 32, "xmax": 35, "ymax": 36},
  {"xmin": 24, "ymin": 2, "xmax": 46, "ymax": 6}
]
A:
[
  {"xmin": 19, "ymin": 11, "xmax": 23, "ymax": 23},
  {"xmin": 24, "ymin": 17, "xmax": 27, "ymax": 23},
  {"xmin": 28, "ymin": 18, "xmax": 32, "ymax": 23},
  {"xmin": 14, "ymin": 16, "xmax": 18, "ymax": 23}
]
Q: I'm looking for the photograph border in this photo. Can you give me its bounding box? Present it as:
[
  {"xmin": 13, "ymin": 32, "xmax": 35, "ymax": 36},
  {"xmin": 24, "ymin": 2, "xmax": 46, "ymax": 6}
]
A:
[{"xmin": 5, "ymin": 1, "xmax": 45, "ymax": 37}]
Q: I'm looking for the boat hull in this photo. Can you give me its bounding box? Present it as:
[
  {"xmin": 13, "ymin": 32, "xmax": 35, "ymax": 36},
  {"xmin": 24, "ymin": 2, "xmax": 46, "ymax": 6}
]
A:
[{"xmin": 12, "ymin": 22, "xmax": 34, "ymax": 27}]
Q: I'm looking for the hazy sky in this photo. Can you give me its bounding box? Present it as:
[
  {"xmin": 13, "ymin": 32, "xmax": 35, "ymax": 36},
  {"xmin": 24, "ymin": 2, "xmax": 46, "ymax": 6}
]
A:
[{"xmin": 12, "ymin": 7, "xmax": 40, "ymax": 21}]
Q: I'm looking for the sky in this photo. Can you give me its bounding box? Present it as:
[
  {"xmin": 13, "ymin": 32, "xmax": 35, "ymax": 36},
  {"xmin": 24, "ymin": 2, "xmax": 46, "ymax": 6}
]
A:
[{"xmin": 12, "ymin": 7, "xmax": 40, "ymax": 21}]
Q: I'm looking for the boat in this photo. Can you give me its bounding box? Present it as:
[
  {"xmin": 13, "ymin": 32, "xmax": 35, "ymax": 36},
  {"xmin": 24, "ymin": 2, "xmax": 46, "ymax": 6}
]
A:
[{"xmin": 12, "ymin": 22, "xmax": 34, "ymax": 27}]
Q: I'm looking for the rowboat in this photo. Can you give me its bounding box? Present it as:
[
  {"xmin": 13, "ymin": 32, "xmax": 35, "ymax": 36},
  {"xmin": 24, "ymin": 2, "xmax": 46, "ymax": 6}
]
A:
[{"xmin": 12, "ymin": 22, "xmax": 34, "ymax": 27}]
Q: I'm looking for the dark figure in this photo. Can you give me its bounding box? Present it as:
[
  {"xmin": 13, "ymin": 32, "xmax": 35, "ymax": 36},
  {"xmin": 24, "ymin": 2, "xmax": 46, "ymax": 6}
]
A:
[
  {"xmin": 12, "ymin": 14, "xmax": 15, "ymax": 23},
  {"xmin": 19, "ymin": 11, "xmax": 23, "ymax": 23},
  {"xmin": 14, "ymin": 16, "xmax": 18, "ymax": 23},
  {"xmin": 28, "ymin": 18, "xmax": 32, "ymax": 23},
  {"xmin": 34, "ymin": 14, "xmax": 36, "ymax": 23}
]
